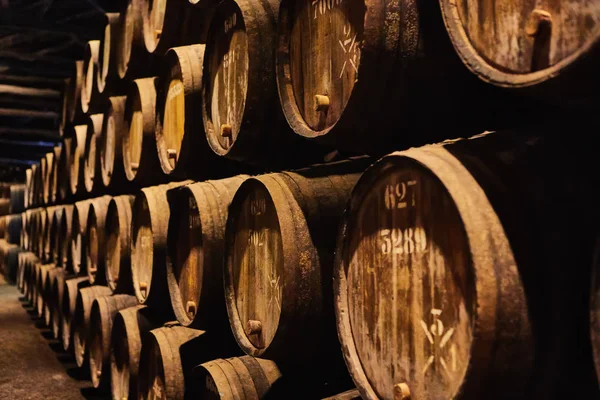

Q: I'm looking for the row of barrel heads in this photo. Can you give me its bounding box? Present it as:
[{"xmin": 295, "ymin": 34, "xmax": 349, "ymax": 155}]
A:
[{"xmin": 6, "ymin": 128, "xmax": 600, "ymax": 399}]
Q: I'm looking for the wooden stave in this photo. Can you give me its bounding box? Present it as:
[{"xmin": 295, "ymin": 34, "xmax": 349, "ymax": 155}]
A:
[
  {"xmin": 334, "ymin": 132, "xmax": 600, "ymax": 399},
  {"xmin": 43, "ymin": 265, "xmax": 61, "ymax": 326},
  {"xmin": 71, "ymin": 199, "xmax": 93, "ymax": 275},
  {"xmin": 35, "ymin": 209, "xmax": 47, "ymax": 259},
  {"xmin": 100, "ymin": 96, "xmax": 128, "ymax": 190},
  {"xmin": 105, "ymin": 195, "xmax": 135, "ymax": 293},
  {"xmin": 165, "ymin": 175, "xmax": 248, "ymax": 328},
  {"xmin": 88, "ymin": 294, "xmax": 138, "ymax": 390},
  {"xmin": 70, "ymin": 125, "xmax": 88, "ymax": 197},
  {"xmin": 131, "ymin": 181, "xmax": 191, "ymax": 308},
  {"xmin": 49, "ymin": 268, "xmax": 67, "ymax": 339},
  {"xmin": 41, "ymin": 206, "xmax": 57, "ymax": 263},
  {"xmin": 81, "ymin": 40, "xmax": 101, "ymax": 114},
  {"xmin": 4, "ymin": 245, "xmax": 23, "ymax": 284},
  {"xmin": 49, "ymin": 206, "xmax": 63, "ymax": 264},
  {"xmin": 86, "ymin": 196, "xmax": 113, "ymax": 285},
  {"xmin": 42, "ymin": 152, "xmax": 54, "ymax": 205},
  {"xmin": 24, "ymin": 168, "xmax": 32, "ymax": 209},
  {"xmin": 224, "ymin": 161, "xmax": 366, "ymax": 363},
  {"xmin": 36, "ymin": 263, "xmax": 55, "ymax": 319},
  {"xmin": 6, "ymin": 213, "xmax": 22, "ymax": 246},
  {"xmin": 57, "ymin": 205, "xmax": 74, "ymax": 270},
  {"xmin": 73, "ymin": 285, "xmax": 113, "ymax": 368},
  {"xmin": 116, "ymin": 0, "xmax": 156, "ymax": 80},
  {"xmin": 57, "ymin": 137, "xmax": 72, "ymax": 202},
  {"xmin": 84, "ymin": 114, "xmax": 106, "ymax": 195},
  {"xmin": 97, "ymin": 12, "xmax": 121, "ymax": 95},
  {"xmin": 122, "ymin": 77, "xmax": 166, "ymax": 187},
  {"xmin": 49, "ymin": 145, "xmax": 62, "ymax": 204},
  {"xmin": 9, "ymin": 184, "xmax": 25, "ymax": 214},
  {"xmin": 37, "ymin": 157, "xmax": 46, "ymax": 206},
  {"xmin": 110, "ymin": 305, "xmax": 158, "ymax": 400},
  {"xmin": 61, "ymin": 276, "xmax": 90, "ymax": 351}
]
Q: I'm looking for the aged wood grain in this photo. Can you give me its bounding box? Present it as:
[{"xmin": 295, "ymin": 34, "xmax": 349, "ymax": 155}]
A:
[
  {"xmin": 84, "ymin": 114, "xmax": 104, "ymax": 194},
  {"xmin": 100, "ymin": 96, "xmax": 127, "ymax": 189},
  {"xmin": 81, "ymin": 40, "xmax": 101, "ymax": 114},
  {"xmin": 105, "ymin": 195, "xmax": 135, "ymax": 293},
  {"xmin": 97, "ymin": 13, "xmax": 120, "ymax": 94}
]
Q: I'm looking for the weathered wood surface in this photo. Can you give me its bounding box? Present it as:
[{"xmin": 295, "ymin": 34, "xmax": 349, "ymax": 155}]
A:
[
  {"xmin": 334, "ymin": 130, "xmax": 600, "ymax": 399},
  {"xmin": 97, "ymin": 12, "xmax": 120, "ymax": 95},
  {"xmin": 275, "ymin": 0, "xmax": 497, "ymax": 153},
  {"xmin": 81, "ymin": 40, "xmax": 101, "ymax": 114},
  {"xmin": 131, "ymin": 181, "xmax": 192, "ymax": 309},
  {"xmin": 224, "ymin": 159, "xmax": 368, "ymax": 364},
  {"xmin": 49, "ymin": 206, "xmax": 63, "ymax": 263},
  {"xmin": 61, "ymin": 276, "xmax": 90, "ymax": 351},
  {"xmin": 85, "ymin": 195, "xmax": 112, "ymax": 285},
  {"xmin": 84, "ymin": 114, "xmax": 105, "ymax": 195},
  {"xmin": 49, "ymin": 268, "xmax": 67, "ymax": 339},
  {"xmin": 49, "ymin": 145, "xmax": 62, "ymax": 204},
  {"xmin": 69, "ymin": 125, "xmax": 88, "ymax": 196},
  {"xmin": 117, "ymin": 0, "xmax": 155, "ymax": 80},
  {"xmin": 57, "ymin": 137, "xmax": 72, "ymax": 202},
  {"xmin": 100, "ymin": 96, "xmax": 128, "ymax": 190},
  {"xmin": 123, "ymin": 77, "xmax": 165, "ymax": 186},
  {"xmin": 42, "ymin": 152, "xmax": 54, "ymax": 205},
  {"xmin": 166, "ymin": 175, "xmax": 248, "ymax": 328},
  {"xmin": 105, "ymin": 195, "xmax": 135, "ymax": 293},
  {"xmin": 66, "ymin": 60, "xmax": 84, "ymax": 123},
  {"xmin": 58, "ymin": 204, "xmax": 74, "ymax": 271},
  {"xmin": 198, "ymin": 356, "xmax": 282, "ymax": 399},
  {"xmin": 71, "ymin": 199, "xmax": 93, "ymax": 275},
  {"xmin": 439, "ymin": 0, "xmax": 600, "ymax": 94},
  {"xmin": 88, "ymin": 294, "xmax": 138, "ymax": 390},
  {"xmin": 73, "ymin": 285, "xmax": 112, "ymax": 368},
  {"xmin": 110, "ymin": 305, "xmax": 158, "ymax": 400}
]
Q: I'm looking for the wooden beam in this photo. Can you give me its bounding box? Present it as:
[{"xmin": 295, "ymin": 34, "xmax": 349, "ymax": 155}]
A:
[
  {"xmin": 0, "ymin": 84, "xmax": 60, "ymax": 98},
  {"xmin": 0, "ymin": 107, "xmax": 58, "ymax": 119}
]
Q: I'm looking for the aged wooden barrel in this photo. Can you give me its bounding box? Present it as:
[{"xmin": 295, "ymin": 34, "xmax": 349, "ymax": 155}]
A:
[
  {"xmin": 6, "ymin": 213, "xmax": 22, "ymax": 245},
  {"xmin": 86, "ymin": 196, "xmax": 112, "ymax": 284},
  {"xmin": 43, "ymin": 265, "xmax": 61, "ymax": 326},
  {"xmin": 88, "ymin": 294, "xmax": 138, "ymax": 390},
  {"xmin": 57, "ymin": 137, "xmax": 72, "ymax": 201},
  {"xmin": 61, "ymin": 276, "xmax": 90, "ymax": 351},
  {"xmin": 49, "ymin": 268, "xmax": 67, "ymax": 339},
  {"xmin": 438, "ymin": 0, "xmax": 600, "ymax": 98},
  {"xmin": 66, "ymin": 60, "xmax": 84, "ymax": 123},
  {"xmin": 84, "ymin": 114, "xmax": 105, "ymax": 194},
  {"xmin": 42, "ymin": 206, "xmax": 57, "ymax": 263},
  {"xmin": 137, "ymin": 324, "xmax": 216, "ymax": 399},
  {"xmin": 275, "ymin": 0, "xmax": 489, "ymax": 152},
  {"xmin": 36, "ymin": 263, "xmax": 54, "ymax": 318},
  {"xmin": 116, "ymin": 0, "xmax": 154, "ymax": 80},
  {"xmin": 49, "ymin": 206, "xmax": 63, "ymax": 263},
  {"xmin": 97, "ymin": 12, "xmax": 120, "ymax": 95},
  {"xmin": 105, "ymin": 195, "xmax": 135, "ymax": 293},
  {"xmin": 322, "ymin": 389, "xmax": 362, "ymax": 400},
  {"xmin": 100, "ymin": 96, "xmax": 128, "ymax": 190},
  {"xmin": 71, "ymin": 199, "xmax": 93, "ymax": 275},
  {"xmin": 123, "ymin": 77, "xmax": 165, "ymax": 186},
  {"xmin": 3, "ymin": 244, "xmax": 22, "ymax": 284},
  {"xmin": 42, "ymin": 152, "xmax": 54, "ymax": 205},
  {"xmin": 166, "ymin": 176, "xmax": 248, "ymax": 327},
  {"xmin": 24, "ymin": 168, "xmax": 32, "ymax": 209},
  {"xmin": 333, "ymin": 132, "xmax": 600, "ymax": 399},
  {"xmin": 73, "ymin": 285, "xmax": 112, "ymax": 368},
  {"xmin": 81, "ymin": 40, "xmax": 101, "ymax": 114},
  {"xmin": 18, "ymin": 252, "xmax": 38, "ymax": 294},
  {"xmin": 9, "ymin": 184, "xmax": 25, "ymax": 214},
  {"xmin": 224, "ymin": 160, "xmax": 365, "ymax": 362},
  {"xmin": 58, "ymin": 205, "xmax": 74, "ymax": 270},
  {"xmin": 37, "ymin": 156, "xmax": 46, "ymax": 206},
  {"xmin": 197, "ymin": 356, "xmax": 282, "ymax": 399},
  {"xmin": 34, "ymin": 209, "xmax": 47, "ymax": 259},
  {"xmin": 142, "ymin": 0, "xmax": 209, "ymax": 55},
  {"xmin": 131, "ymin": 181, "xmax": 191, "ymax": 309},
  {"xmin": 110, "ymin": 305, "xmax": 159, "ymax": 399},
  {"xmin": 156, "ymin": 45, "xmax": 209, "ymax": 178},
  {"xmin": 29, "ymin": 262, "xmax": 41, "ymax": 306},
  {"xmin": 29, "ymin": 164, "xmax": 38, "ymax": 208},
  {"xmin": 21, "ymin": 211, "xmax": 29, "ymax": 251},
  {"xmin": 202, "ymin": 0, "xmax": 313, "ymax": 166},
  {"xmin": 70, "ymin": 125, "xmax": 88, "ymax": 196},
  {"xmin": 49, "ymin": 145, "xmax": 62, "ymax": 204}
]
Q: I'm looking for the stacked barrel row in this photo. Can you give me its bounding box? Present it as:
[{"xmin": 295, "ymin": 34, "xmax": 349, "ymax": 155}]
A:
[{"xmin": 0, "ymin": 183, "xmax": 26, "ymax": 282}]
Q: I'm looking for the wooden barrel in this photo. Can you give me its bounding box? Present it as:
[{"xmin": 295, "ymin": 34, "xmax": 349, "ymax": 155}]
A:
[
  {"xmin": 110, "ymin": 305, "xmax": 159, "ymax": 399},
  {"xmin": 439, "ymin": 0, "xmax": 600, "ymax": 98},
  {"xmin": 97, "ymin": 13, "xmax": 121, "ymax": 95},
  {"xmin": 29, "ymin": 262, "xmax": 41, "ymax": 306},
  {"xmin": 58, "ymin": 137, "xmax": 72, "ymax": 202},
  {"xmin": 322, "ymin": 389, "xmax": 362, "ymax": 400},
  {"xmin": 131, "ymin": 181, "xmax": 192, "ymax": 309},
  {"xmin": 138, "ymin": 324, "xmax": 216, "ymax": 399},
  {"xmin": 84, "ymin": 113, "xmax": 105, "ymax": 194},
  {"xmin": 71, "ymin": 199, "xmax": 92, "ymax": 275},
  {"xmin": 18, "ymin": 252, "xmax": 38, "ymax": 294},
  {"xmin": 9, "ymin": 184, "xmax": 25, "ymax": 214},
  {"xmin": 100, "ymin": 96, "xmax": 128, "ymax": 190},
  {"xmin": 88, "ymin": 294, "xmax": 138, "ymax": 389},
  {"xmin": 37, "ymin": 156, "xmax": 47, "ymax": 206},
  {"xmin": 333, "ymin": 132, "xmax": 600, "ymax": 399},
  {"xmin": 166, "ymin": 176, "xmax": 248, "ymax": 327},
  {"xmin": 34, "ymin": 208, "xmax": 47, "ymax": 259},
  {"xmin": 105, "ymin": 195, "xmax": 135, "ymax": 293},
  {"xmin": 86, "ymin": 195, "xmax": 112, "ymax": 284},
  {"xmin": 202, "ymin": 0, "xmax": 312, "ymax": 166},
  {"xmin": 43, "ymin": 265, "xmax": 61, "ymax": 326},
  {"xmin": 123, "ymin": 77, "xmax": 165, "ymax": 186},
  {"xmin": 198, "ymin": 356, "xmax": 282, "ymax": 399},
  {"xmin": 70, "ymin": 125, "xmax": 88, "ymax": 196},
  {"xmin": 7, "ymin": 213, "xmax": 22, "ymax": 245},
  {"xmin": 42, "ymin": 152, "xmax": 54, "ymax": 205},
  {"xmin": 3, "ymin": 244, "xmax": 22, "ymax": 284},
  {"xmin": 49, "ymin": 206, "xmax": 63, "ymax": 263},
  {"xmin": 49, "ymin": 268, "xmax": 67, "ymax": 339},
  {"xmin": 24, "ymin": 168, "xmax": 32, "ymax": 209},
  {"xmin": 274, "ymin": 0, "xmax": 491, "ymax": 153},
  {"xmin": 49, "ymin": 145, "xmax": 62, "ymax": 204},
  {"xmin": 61, "ymin": 276, "xmax": 90, "ymax": 351},
  {"xmin": 142, "ymin": 0, "xmax": 209, "ymax": 55},
  {"xmin": 81, "ymin": 40, "xmax": 101, "ymax": 114},
  {"xmin": 66, "ymin": 60, "xmax": 84, "ymax": 123},
  {"xmin": 73, "ymin": 285, "xmax": 112, "ymax": 368},
  {"xmin": 58, "ymin": 205, "xmax": 74, "ymax": 271},
  {"xmin": 29, "ymin": 164, "xmax": 38, "ymax": 207},
  {"xmin": 223, "ymin": 161, "xmax": 365, "ymax": 363},
  {"xmin": 36, "ymin": 263, "xmax": 54, "ymax": 319},
  {"xmin": 42, "ymin": 206, "xmax": 57, "ymax": 263},
  {"xmin": 116, "ymin": 0, "xmax": 154, "ymax": 80}
]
